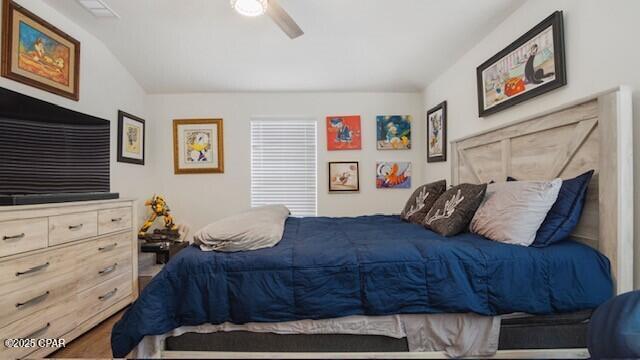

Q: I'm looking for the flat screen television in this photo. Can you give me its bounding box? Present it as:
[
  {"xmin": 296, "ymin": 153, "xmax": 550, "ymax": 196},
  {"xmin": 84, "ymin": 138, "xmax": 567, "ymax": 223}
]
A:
[{"xmin": 0, "ymin": 87, "xmax": 118, "ymax": 205}]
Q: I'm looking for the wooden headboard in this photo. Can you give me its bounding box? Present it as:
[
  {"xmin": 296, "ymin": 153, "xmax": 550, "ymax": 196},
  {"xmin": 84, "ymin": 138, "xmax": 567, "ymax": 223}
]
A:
[{"xmin": 450, "ymin": 87, "xmax": 634, "ymax": 294}]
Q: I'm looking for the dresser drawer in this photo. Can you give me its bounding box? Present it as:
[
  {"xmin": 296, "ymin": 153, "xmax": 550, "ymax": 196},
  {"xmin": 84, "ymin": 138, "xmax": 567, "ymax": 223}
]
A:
[
  {"xmin": 98, "ymin": 207, "xmax": 132, "ymax": 235},
  {"xmin": 78, "ymin": 231, "xmax": 132, "ymax": 260},
  {"xmin": 49, "ymin": 211, "xmax": 98, "ymax": 246},
  {"xmin": 0, "ymin": 218, "xmax": 48, "ymax": 258},
  {"xmin": 0, "ymin": 297, "xmax": 77, "ymax": 360},
  {"xmin": 0, "ymin": 244, "xmax": 80, "ymax": 296},
  {"xmin": 79, "ymin": 246, "xmax": 132, "ymax": 292},
  {"xmin": 78, "ymin": 272, "xmax": 132, "ymax": 323},
  {"xmin": 0, "ymin": 271, "xmax": 78, "ymax": 328}
]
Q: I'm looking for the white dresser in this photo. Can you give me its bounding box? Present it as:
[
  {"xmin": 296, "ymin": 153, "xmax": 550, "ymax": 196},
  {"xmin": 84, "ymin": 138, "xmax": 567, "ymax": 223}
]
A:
[{"xmin": 0, "ymin": 199, "xmax": 138, "ymax": 359}]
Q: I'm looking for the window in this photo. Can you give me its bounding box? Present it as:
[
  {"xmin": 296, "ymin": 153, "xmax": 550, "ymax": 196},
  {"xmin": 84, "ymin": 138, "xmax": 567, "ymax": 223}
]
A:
[{"xmin": 251, "ymin": 118, "xmax": 317, "ymax": 216}]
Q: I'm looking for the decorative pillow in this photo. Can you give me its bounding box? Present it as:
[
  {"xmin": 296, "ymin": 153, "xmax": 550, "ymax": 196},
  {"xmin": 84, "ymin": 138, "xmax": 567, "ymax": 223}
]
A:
[
  {"xmin": 506, "ymin": 170, "xmax": 594, "ymax": 247},
  {"xmin": 401, "ymin": 180, "xmax": 446, "ymax": 224},
  {"xmin": 533, "ymin": 170, "xmax": 595, "ymax": 247},
  {"xmin": 423, "ymin": 183, "xmax": 487, "ymax": 237},
  {"xmin": 470, "ymin": 179, "xmax": 562, "ymax": 246}
]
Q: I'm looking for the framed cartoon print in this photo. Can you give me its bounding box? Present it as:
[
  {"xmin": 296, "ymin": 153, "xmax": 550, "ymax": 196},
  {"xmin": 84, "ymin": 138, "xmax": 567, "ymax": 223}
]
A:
[
  {"xmin": 117, "ymin": 110, "xmax": 145, "ymax": 165},
  {"xmin": 427, "ymin": 101, "xmax": 447, "ymax": 163},
  {"xmin": 329, "ymin": 161, "xmax": 359, "ymax": 192},
  {"xmin": 477, "ymin": 11, "xmax": 566, "ymax": 117},
  {"xmin": 1, "ymin": 0, "xmax": 80, "ymax": 100},
  {"xmin": 173, "ymin": 119, "xmax": 224, "ymax": 174},
  {"xmin": 326, "ymin": 115, "xmax": 361, "ymax": 151}
]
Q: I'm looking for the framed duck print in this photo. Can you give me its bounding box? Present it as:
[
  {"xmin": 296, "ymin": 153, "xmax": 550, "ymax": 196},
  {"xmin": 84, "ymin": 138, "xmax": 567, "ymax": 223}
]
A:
[
  {"xmin": 1, "ymin": 0, "xmax": 80, "ymax": 100},
  {"xmin": 326, "ymin": 115, "xmax": 361, "ymax": 151},
  {"xmin": 329, "ymin": 162, "xmax": 359, "ymax": 192},
  {"xmin": 376, "ymin": 115, "xmax": 411, "ymax": 150},
  {"xmin": 173, "ymin": 119, "xmax": 224, "ymax": 174},
  {"xmin": 476, "ymin": 11, "xmax": 566, "ymax": 117},
  {"xmin": 117, "ymin": 111, "xmax": 145, "ymax": 165},
  {"xmin": 376, "ymin": 161, "xmax": 411, "ymax": 189},
  {"xmin": 427, "ymin": 101, "xmax": 447, "ymax": 163}
]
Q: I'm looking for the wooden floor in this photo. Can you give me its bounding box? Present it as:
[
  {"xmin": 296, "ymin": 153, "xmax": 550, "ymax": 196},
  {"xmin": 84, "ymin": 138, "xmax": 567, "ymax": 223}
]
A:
[{"xmin": 50, "ymin": 309, "xmax": 126, "ymax": 359}]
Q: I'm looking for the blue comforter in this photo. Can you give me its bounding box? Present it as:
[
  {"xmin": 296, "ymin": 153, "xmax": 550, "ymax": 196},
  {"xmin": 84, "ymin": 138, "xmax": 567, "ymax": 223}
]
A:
[{"xmin": 112, "ymin": 216, "xmax": 613, "ymax": 356}]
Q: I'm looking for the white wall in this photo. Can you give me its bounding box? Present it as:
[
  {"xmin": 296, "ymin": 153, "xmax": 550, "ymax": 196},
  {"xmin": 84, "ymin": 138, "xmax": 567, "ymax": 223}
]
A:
[
  {"xmin": 147, "ymin": 92, "xmax": 423, "ymax": 231},
  {"xmin": 0, "ymin": 0, "xmax": 155, "ymax": 223},
  {"xmin": 422, "ymin": 0, "xmax": 640, "ymax": 288}
]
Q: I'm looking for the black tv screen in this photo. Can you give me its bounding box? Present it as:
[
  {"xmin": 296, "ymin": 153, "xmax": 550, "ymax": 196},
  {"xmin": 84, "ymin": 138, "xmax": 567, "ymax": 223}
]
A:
[{"xmin": 0, "ymin": 87, "xmax": 113, "ymax": 202}]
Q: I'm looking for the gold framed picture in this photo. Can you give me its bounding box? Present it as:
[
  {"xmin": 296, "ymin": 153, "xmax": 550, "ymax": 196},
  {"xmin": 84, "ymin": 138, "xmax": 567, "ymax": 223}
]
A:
[
  {"xmin": 173, "ymin": 119, "xmax": 224, "ymax": 174},
  {"xmin": 1, "ymin": 0, "xmax": 80, "ymax": 100}
]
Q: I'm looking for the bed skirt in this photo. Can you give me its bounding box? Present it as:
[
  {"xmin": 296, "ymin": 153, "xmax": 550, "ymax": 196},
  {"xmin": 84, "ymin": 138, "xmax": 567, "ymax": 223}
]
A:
[
  {"xmin": 132, "ymin": 310, "xmax": 592, "ymax": 358},
  {"xmin": 132, "ymin": 313, "xmax": 501, "ymax": 358}
]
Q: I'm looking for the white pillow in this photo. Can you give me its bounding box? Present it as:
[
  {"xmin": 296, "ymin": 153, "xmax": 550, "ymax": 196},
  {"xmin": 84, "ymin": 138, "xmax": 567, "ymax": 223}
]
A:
[
  {"xmin": 194, "ymin": 205, "xmax": 290, "ymax": 252},
  {"xmin": 470, "ymin": 179, "xmax": 562, "ymax": 246}
]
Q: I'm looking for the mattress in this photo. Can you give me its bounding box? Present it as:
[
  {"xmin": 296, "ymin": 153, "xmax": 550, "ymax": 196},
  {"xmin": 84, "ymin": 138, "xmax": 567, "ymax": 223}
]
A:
[{"xmin": 112, "ymin": 215, "xmax": 612, "ymax": 357}]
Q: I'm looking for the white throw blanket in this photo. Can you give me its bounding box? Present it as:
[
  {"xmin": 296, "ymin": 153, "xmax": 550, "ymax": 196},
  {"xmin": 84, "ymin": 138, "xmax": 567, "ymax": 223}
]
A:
[{"xmin": 193, "ymin": 205, "xmax": 290, "ymax": 252}]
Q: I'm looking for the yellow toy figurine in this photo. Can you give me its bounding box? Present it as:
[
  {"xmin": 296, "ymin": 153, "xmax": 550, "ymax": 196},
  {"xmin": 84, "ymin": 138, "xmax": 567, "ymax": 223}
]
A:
[{"xmin": 138, "ymin": 195, "xmax": 179, "ymax": 240}]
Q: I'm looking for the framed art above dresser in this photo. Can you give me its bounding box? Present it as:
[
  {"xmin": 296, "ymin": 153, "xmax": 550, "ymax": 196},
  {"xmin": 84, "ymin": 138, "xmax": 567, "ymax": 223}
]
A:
[
  {"xmin": 0, "ymin": 199, "xmax": 138, "ymax": 359},
  {"xmin": 1, "ymin": 0, "xmax": 81, "ymax": 101}
]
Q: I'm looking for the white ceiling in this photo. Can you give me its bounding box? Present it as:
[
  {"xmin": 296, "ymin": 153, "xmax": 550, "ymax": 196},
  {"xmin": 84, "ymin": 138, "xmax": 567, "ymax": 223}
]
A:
[{"xmin": 45, "ymin": 0, "xmax": 524, "ymax": 93}]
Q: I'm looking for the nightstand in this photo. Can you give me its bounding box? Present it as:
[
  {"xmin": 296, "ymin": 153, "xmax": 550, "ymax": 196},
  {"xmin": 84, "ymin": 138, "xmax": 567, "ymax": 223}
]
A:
[
  {"xmin": 140, "ymin": 240, "xmax": 189, "ymax": 264},
  {"xmin": 138, "ymin": 225, "xmax": 190, "ymax": 294}
]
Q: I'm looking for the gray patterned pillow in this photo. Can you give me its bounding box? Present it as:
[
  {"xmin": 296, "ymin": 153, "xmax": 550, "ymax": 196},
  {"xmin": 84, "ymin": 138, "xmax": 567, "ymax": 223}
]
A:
[
  {"xmin": 401, "ymin": 180, "xmax": 447, "ymax": 224},
  {"xmin": 423, "ymin": 183, "xmax": 487, "ymax": 237}
]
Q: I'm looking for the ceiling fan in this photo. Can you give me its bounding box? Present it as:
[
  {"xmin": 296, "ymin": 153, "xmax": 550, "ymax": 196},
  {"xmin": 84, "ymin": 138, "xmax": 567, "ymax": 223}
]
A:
[{"xmin": 230, "ymin": 0, "xmax": 304, "ymax": 39}]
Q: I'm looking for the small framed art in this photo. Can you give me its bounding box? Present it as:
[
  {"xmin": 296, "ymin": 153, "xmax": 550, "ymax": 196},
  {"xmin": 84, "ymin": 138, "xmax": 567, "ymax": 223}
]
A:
[
  {"xmin": 1, "ymin": 0, "xmax": 81, "ymax": 100},
  {"xmin": 376, "ymin": 115, "xmax": 411, "ymax": 150},
  {"xmin": 427, "ymin": 101, "xmax": 447, "ymax": 163},
  {"xmin": 376, "ymin": 161, "xmax": 411, "ymax": 189},
  {"xmin": 173, "ymin": 119, "xmax": 224, "ymax": 174},
  {"xmin": 328, "ymin": 162, "xmax": 359, "ymax": 192},
  {"xmin": 117, "ymin": 110, "xmax": 145, "ymax": 165},
  {"xmin": 326, "ymin": 115, "xmax": 361, "ymax": 151}
]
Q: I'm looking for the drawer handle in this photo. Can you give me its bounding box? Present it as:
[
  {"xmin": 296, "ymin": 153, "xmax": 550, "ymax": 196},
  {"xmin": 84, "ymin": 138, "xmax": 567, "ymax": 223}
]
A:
[
  {"xmin": 3, "ymin": 233, "xmax": 25, "ymax": 241},
  {"xmin": 16, "ymin": 262, "xmax": 50, "ymax": 277},
  {"xmin": 68, "ymin": 224, "xmax": 84, "ymax": 231},
  {"xmin": 99, "ymin": 288, "xmax": 118, "ymax": 301},
  {"xmin": 24, "ymin": 322, "xmax": 50, "ymax": 339},
  {"xmin": 111, "ymin": 217, "xmax": 123, "ymax": 222},
  {"xmin": 99, "ymin": 263, "xmax": 118, "ymax": 275},
  {"xmin": 98, "ymin": 243, "xmax": 118, "ymax": 252},
  {"xmin": 16, "ymin": 291, "xmax": 50, "ymax": 308}
]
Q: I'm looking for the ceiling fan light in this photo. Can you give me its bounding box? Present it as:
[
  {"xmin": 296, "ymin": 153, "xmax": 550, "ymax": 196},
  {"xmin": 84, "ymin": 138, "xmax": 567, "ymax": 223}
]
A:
[{"xmin": 230, "ymin": 0, "xmax": 268, "ymax": 17}]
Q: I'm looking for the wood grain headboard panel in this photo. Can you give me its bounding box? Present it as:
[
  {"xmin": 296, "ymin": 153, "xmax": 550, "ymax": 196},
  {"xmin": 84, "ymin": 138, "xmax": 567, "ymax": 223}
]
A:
[{"xmin": 450, "ymin": 88, "xmax": 634, "ymax": 294}]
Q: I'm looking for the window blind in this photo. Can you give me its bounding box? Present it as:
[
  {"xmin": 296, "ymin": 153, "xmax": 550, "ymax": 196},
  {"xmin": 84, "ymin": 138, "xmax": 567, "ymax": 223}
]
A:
[{"xmin": 251, "ymin": 118, "xmax": 317, "ymax": 216}]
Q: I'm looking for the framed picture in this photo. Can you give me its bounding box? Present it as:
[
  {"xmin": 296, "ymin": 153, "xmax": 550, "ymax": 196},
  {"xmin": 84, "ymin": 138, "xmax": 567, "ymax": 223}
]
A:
[
  {"xmin": 173, "ymin": 119, "xmax": 224, "ymax": 174},
  {"xmin": 376, "ymin": 161, "xmax": 411, "ymax": 189},
  {"xmin": 1, "ymin": 0, "xmax": 80, "ymax": 100},
  {"xmin": 476, "ymin": 11, "xmax": 566, "ymax": 117},
  {"xmin": 328, "ymin": 162, "xmax": 359, "ymax": 192},
  {"xmin": 326, "ymin": 115, "xmax": 361, "ymax": 151},
  {"xmin": 427, "ymin": 101, "xmax": 447, "ymax": 163},
  {"xmin": 117, "ymin": 111, "xmax": 145, "ymax": 165},
  {"xmin": 376, "ymin": 115, "xmax": 411, "ymax": 150}
]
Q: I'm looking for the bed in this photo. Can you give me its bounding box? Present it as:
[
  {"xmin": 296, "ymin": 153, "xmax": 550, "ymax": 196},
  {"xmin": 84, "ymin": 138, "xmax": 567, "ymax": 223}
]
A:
[
  {"xmin": 112, "ymin": 87, "xmax": 634, "ymax": 359},
  {"xmin": 112, "ymin": 215, "xmax": 612, "ymax": 357}
]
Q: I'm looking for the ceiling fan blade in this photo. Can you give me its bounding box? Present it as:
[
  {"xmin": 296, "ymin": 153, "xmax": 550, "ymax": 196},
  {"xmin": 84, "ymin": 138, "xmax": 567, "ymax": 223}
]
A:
[{"xmin": 267, "ymin": 0, "xmax": 304, "ymax": 39}]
